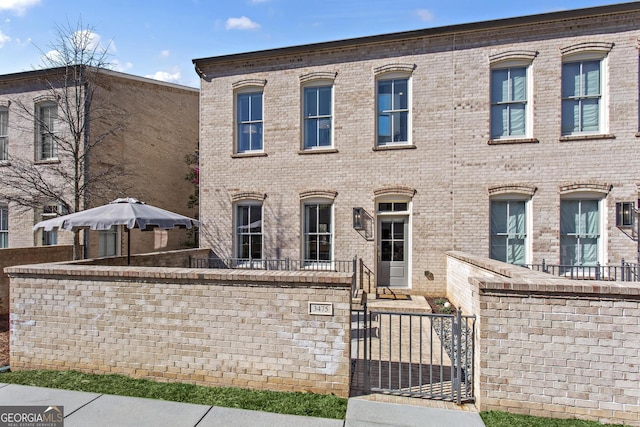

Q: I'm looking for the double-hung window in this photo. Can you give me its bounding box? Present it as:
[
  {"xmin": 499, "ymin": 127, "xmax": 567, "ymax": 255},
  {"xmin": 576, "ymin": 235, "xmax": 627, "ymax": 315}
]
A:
[
  {"xmin": 0, "ymin": 109, "xmax": 7, "ymax": 163},
  {"xmin": 40, "ymin": 204, "xmax": 59, "ymax": 246},
  {"xmin": 304, "ymin": 85, "xmax": 332, "ymax": 149},
  {"xmin": 491, "ymin": 66, "xmax": 528, "ymax": 139},
  {"xmin": 99, "ymin": 226, "xmax": 118, "ymax": 257},
  {"xmin": 562, "ymin": 59, "xmax": 602, "ymax": 135},
  {"xmin": 303, "ymin": 202, "xmax": 333, "ymax": 263},
  {"xmin": 377, "ymin": 78, "xmax": 409, "ymax": 145},
  {"xmin": 236, "ymin": 203, "xmax": 262, "ymax": 261},
  {"xmin": 560, "ymin": 199, "xmax": 601, "ymax": 266},
  {"xmin": 490, "ymin": 200, "xmax": 528, "ymax": 264},
  {"xmin": 0, "ymin": 205, "xmax": 7, "ymax": 248},
  {"xmin": 37, "ymin": 103, "xmax": 57, "ymax": 160},
  {"xmin": 237, "ymin": 91, "xmax": 263, "ymax": 153}
]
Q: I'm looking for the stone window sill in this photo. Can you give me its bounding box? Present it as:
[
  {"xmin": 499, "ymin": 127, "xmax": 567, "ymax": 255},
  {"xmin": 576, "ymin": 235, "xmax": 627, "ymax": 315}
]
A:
[
  {"xmin": 559, "ymin": 134, "xmax": 615, "ymax": 142},
  {"xmin": 373, "ymin": 144, "xmax": 417, "ymax": 152},
  {"xmin": 231, "ymin": 152, "xmax": 268, "ymax": 159},
  {"xmin": 34, "ymin": 159, "xmax": 61, "ymax": 165},
  {"xmin": 488, "ymin": 138, "xmax": 539, "ymax": 145},
  {"xmin": 298, "ymin": 148, "xmax": 339, "ymax": 155}
]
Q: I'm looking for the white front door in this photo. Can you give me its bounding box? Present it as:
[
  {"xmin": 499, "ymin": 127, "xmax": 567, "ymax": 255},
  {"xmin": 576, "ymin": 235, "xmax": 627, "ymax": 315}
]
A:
[{"xmin": 377, "ymin": 216, "xmax": 409, "ymax": 287}]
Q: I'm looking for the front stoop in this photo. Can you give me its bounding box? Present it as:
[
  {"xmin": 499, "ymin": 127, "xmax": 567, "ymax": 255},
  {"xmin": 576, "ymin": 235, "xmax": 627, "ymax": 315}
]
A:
[{"xmin": 351, "ymin": 292, "xmax": 432, "ymax": 314}]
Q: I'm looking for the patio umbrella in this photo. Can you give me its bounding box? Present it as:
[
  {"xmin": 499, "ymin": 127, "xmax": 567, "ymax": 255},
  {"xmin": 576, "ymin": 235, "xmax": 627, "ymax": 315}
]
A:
[{"xmin": 33, "ymin": 197, "xmax": 199, "ymax": 264}]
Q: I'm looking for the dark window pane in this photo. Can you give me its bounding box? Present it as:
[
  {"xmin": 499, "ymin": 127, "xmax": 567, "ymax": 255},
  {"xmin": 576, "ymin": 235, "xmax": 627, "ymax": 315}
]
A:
[
  {"xmin": 318, "ymin": 87, "xmax": 332, "ymax": 116},
  {"xmin": 393, "ymin": 241, "xmax": 404, "ymax": 261},
  {"xmin": 381, "ymin": 241, "xmax": 392, "ymax": 261},
  {"xmin": 305, "ymin": 120, "xmax": 318, "ymax": 148},
  {"xmin": 304, "ymin": 88, "xmax": 317, "ymax": 116},
  {"xmin": 379, "ymin": 203, "xmax": 392, "ymax": 212},
  {"xmin": 250, "ymin": 93, "xmax": 262, "ymax": 120},
  {"xmin": 394, "ymin": 79, "xmax": 408, "ymax": 109}
]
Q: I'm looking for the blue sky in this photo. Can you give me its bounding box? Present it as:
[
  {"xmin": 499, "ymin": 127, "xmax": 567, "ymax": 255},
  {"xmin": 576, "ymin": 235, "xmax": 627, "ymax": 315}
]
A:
[{"xmin": 0, "ymin": 0, "xmax": 630, "ymax": 87}]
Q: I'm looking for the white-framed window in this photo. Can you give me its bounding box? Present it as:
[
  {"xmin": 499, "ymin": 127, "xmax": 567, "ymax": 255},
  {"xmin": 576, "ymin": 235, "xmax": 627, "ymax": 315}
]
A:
[
  {"xmin": 40, "ymin": 204, "xmax": 59, "ymax": 246},
  {"xmin": 0, "ymin": 204, "xmax": 7, "ymax": 248},
  {"xmin": 235, "ymin": 203, "xmax": 263, "ymax": 260},
  {"xmin": 490, "ymin": 199, "xmax": 530, "ymax": 265},
  {"xmin": 377, "ymin": 76, "xmax": 410, "ymax": 146},
  {"xmin": 37, "ymin": 103, "xmax": 57, "ymax": 160},
  {"xmin": 491, "ymin": 65, "xmax": 529, "ymax": 139},
  {"xmin": 99, "ymin": 226, "xmax": 118, "ymax": 257},
  {"xmin": 236, "ymin": 91, "xmax": 263, "ymax": 153},
  {"xmin": 561, "ymin": 56, "xmax": 605, "ymax": 135},
  {"xmin": 303, "ymin": 85, "xmax": 333, "ymax": 149},
  {"xmin": 303, "ymin": 202, "xmax": 333, "ymax": 263},
  {"xmin": 0, "ymin": 108, "xmax": 8, "ymax": 163},
  {"xmin": 560, "ymin": 198, "xmax": 603, "ymax": 266}
]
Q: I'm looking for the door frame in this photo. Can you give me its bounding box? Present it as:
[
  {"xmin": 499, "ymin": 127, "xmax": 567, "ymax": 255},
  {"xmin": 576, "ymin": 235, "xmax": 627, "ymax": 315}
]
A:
[{"xmin": 375, "ymin": 199, "xmax": 412, "ymax": 289}]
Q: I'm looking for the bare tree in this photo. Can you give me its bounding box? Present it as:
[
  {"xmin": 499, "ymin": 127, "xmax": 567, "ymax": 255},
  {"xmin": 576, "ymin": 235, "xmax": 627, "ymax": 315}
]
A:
[{"xmin": 3, "ymin": 20, "xmax": 131, "ymax": 259}]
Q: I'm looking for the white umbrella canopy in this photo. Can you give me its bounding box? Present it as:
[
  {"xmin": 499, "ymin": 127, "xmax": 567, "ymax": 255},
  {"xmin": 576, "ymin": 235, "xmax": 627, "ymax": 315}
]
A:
[{"xmin": 33, "ymin": 198, "xmax": 199, "ymax": 264}]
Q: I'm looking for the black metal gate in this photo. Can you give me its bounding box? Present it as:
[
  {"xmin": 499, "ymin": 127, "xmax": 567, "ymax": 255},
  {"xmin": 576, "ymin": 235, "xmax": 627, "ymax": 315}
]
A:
[{"xmin": 351, "ymin": 304, "xmax": 475, "ymax": 403}]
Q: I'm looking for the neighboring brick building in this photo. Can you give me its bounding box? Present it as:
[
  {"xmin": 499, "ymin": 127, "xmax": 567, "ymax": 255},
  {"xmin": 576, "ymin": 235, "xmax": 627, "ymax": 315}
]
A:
[
  {"xmin": 0, "ymin": 67, "xmax": 199, "ymax": 259},
  {"xmin": 193, "ymin": 3, "xmax": 640, "ymax": 296}
]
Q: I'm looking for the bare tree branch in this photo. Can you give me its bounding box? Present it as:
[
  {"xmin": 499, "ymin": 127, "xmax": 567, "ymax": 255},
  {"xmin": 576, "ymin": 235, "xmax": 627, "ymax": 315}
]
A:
[{"xmin": 3, "ymin": 19, "xmax": 130, "ymax": 259}]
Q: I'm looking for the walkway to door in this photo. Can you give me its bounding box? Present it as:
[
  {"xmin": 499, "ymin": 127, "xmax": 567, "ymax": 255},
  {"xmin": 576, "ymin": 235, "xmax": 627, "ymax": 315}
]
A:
[{"xmin": 351, "ymin": 300, "xmax": 476, "ymax": 404}]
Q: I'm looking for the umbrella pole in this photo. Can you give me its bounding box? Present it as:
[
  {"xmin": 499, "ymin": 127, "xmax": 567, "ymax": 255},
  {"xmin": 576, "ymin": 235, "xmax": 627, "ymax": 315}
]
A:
[{"xmin": 127, "ymin": 228, "xmax": 131, "ymax": 265}]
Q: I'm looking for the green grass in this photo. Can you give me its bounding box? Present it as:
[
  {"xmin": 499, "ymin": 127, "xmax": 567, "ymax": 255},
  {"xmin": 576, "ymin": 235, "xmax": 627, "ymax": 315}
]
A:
[
  {"xmin": 0, "ymin": 370, "xmax": 628, "ymax": 425},
  {"xmin": 480, "ymin": 410, "xmax": 625, "ymax": 427},
  {"xmin": 0, "ymin": 370, "xmax": 347, "ymax": 419}
]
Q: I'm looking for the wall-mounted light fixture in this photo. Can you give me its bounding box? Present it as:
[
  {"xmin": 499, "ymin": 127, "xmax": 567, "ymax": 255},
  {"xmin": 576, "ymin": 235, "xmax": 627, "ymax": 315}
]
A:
[
  {"xmin": 353, "ymin": 207, "xmax": 364, "ymax": 230},
  {"xmin": 616, "ymin": 202, "xmax": 635, "ymax": 228}
]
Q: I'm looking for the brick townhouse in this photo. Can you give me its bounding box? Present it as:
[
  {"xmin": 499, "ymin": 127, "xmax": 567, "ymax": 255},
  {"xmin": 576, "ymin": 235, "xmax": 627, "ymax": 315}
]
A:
[
  {"xmin": 193, "ymin": 2, "xmax": 640, "ymax": 296},
  {"xmin": 0, "ymin": 67, "xmax": 199, "ymax": 258}
]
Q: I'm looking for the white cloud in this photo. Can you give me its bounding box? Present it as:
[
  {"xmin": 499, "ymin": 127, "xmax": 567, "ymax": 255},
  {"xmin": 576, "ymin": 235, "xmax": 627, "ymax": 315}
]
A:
[
  {"xmin": 145, "ymin": 70, "xmax": 181, "ymax": 84},
  {"xmin": 112, "ymin": 59, "xmax": 133, "ymax": 72},
  {"xmin": 250, "ymin": 0, "xmax": 269, "ymax": 3},
  {"xmin": 225, "ymin": 16, "xmax": 260, "ymax": 30},
  {"xmin": 416, "ymin": 9, "xmax": 434, "ymax": 22},
  {"xmin": 160, "ymin": 50, "xmax": 170, "ymax": 59},
  {"xmin": 73, "ymin": 30, "xmax": 116, "ymax": 54},
  {"xmin": 43, "ymin": 48, "xmax": 63, "ymax": 63},
  {"xmin": 42, "ymin": 30, "xmax": 117, "ymax": 66},
  {"xmin": 0, "ymin": 0, "xmax": 40, "ymax": 15},
  {"xmin": 0, "ymin": 30, "xmax": 10, "ymax": 48}
]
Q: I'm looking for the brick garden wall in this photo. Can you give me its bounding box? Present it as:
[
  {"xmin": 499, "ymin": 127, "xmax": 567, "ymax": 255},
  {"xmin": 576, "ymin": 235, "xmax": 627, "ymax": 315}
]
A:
[
  {"xmin": 0, "ymin": 245, "xmax": 73, "ymax": 315},
  {"xmin": 7, "ymin": 263, "xmax": 353, "ymax": 397},
  {"xmin": 447, "ymin": 251, "xmax": 640, "ymax": 426}
]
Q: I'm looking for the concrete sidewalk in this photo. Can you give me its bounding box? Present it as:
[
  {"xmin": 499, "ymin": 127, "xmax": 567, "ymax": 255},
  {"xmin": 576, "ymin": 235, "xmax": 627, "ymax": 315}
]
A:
[{"xmin": 0, "ymin": 383, "xmax": 486, "ymax": 426}]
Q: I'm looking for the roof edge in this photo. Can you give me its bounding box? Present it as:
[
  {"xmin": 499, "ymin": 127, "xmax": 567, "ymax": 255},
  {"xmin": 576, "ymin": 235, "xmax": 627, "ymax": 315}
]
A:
[
  {"xmin": 193, "ymin": 2, "xmax": 640, "ymax": 67},
  {"xmin": 0, "ymin": 65, "xmax": 198, "ymax": 92}
]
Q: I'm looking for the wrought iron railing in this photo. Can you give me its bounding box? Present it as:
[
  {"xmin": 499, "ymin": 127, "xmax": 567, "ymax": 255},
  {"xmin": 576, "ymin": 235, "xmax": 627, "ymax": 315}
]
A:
[
  {"xmin": 520, "ymin": 259, "xmax": 640, "ymax": 282},
  {"xmin": 190, "ymin": 256, "xmax": 356, "ymax": 272}
]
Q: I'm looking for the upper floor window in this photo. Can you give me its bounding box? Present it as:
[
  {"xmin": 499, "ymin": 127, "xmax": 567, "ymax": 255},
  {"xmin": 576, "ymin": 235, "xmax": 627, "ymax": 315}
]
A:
[
  {"xmin": 236, "ymin": 91, "xmax": 263, "ymax": 153},
  {"xmin": 37, "ymin": 103, "xmax": 57, "ymax": 160},
  {"xmin": 235, "ymin": 202, "xmax": 263, "ymax": 261},
  {"xmin": 490, "ymin": 199, "xmax": 528, "ymax": 265},
  {"xmin": 303, "ymin": 202, "xmax": 333, "ymax": 263},
  {"xmin": 561, "ymin": 59, "xmax": 603, "ymax": 135},
  {"xmin": 491, "ymin": 66, "xmax": 528, "ymax": 139},
  {"xmin": 0, "ymin": 109, "xmax": 7, "ymax": 163},
  {"xmin": 377, "ymin": 77, "xmax": 410, "ymax": 146},
  {"xmin": 303, "ymin": 85, "xmax": 333, "ymax": 149},
  {"xmin": 0, "ymin": 204, "xmax": 7, "ymax": 248}
]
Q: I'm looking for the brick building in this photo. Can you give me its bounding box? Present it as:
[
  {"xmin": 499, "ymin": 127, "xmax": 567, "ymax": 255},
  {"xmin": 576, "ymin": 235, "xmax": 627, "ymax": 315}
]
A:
[
  {"xmin": 0, "ymin": 67, "xmax": 199, "ymax": 258},
  {"xmin": 193, "ymin": 3, "xmax": 640, "ymax": 296}
]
